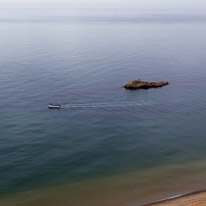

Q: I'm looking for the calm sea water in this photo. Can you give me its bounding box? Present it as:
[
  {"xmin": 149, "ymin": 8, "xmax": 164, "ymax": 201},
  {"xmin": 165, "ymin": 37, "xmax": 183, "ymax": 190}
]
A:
[{"xmin": 1, "ymin": 9, "xmax": 206, "ymax": 205}]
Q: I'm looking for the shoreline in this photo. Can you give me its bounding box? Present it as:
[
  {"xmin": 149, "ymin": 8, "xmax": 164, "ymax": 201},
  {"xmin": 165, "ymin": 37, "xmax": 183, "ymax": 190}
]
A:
[
  {"xmin": 2, "ymin": 160, "xmax": 206, "ymax": 206},
  {"xmin": 142, "ymin": 189, "xmax": 206, "ymax": 206}
]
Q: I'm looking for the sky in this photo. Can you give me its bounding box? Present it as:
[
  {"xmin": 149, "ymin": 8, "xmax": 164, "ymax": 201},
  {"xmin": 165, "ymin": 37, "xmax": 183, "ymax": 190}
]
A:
[{"xmin": 0, "ymin": 0, "xmax": 206, "ymax": 10}]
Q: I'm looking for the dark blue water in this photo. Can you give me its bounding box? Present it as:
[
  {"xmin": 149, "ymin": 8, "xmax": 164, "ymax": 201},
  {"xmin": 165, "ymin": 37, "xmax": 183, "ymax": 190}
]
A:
[{"xmin": 1, "ymin": 9, "xmax": 206, "ymax": 198}]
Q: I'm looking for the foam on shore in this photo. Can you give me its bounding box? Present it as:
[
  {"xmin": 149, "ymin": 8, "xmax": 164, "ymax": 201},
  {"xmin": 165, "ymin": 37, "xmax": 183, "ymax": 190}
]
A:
[{"xmin": 144, "ymin": 189, "xmax": 206, "ymax": 206}]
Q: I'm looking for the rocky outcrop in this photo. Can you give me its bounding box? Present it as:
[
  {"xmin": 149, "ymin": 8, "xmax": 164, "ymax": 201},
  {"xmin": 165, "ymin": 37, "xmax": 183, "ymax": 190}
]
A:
[{"xmin": 124, "ymin": 80, "xmax": 169, "ymax": 90}]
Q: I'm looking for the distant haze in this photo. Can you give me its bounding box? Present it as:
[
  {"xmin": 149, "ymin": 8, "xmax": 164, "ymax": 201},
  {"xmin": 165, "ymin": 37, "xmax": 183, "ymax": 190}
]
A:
[{"xmin": 1, "ymin": 0, "xmax": 206, "ymax": 10}]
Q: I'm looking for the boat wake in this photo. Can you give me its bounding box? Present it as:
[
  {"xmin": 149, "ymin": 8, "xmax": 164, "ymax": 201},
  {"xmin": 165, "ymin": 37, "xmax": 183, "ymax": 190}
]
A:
[{"xmin": 62, "ymin": 101, "xmax": 152, "ymax": 109}]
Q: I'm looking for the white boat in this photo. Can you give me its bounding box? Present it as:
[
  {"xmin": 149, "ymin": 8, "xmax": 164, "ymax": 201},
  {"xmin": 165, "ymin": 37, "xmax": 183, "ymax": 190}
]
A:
[{"xmin": 48, "ymin": 103, "xmax": 62, "ymax": 109}]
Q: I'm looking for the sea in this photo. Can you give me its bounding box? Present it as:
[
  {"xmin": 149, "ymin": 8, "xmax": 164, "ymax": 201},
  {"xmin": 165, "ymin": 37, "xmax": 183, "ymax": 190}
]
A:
[{"xmin": 1, "ymin": 8, "xmax": 206, "ymax": 206}]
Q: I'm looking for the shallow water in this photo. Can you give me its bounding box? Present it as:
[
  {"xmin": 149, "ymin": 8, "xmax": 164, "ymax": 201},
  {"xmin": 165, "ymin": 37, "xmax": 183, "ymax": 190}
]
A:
[
  {"xmin": 1, "ymin": 8, "xmax": 206, "ymax": 205},
  {"xmin": 2, "ymin": 160, "xmax": 206, "ymax": 206}
]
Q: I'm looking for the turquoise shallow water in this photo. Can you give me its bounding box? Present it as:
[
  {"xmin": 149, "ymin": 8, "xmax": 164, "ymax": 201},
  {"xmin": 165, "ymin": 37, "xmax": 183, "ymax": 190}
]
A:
[{"xmin": 1, "ymin": 9, "xmax": 206, "ymax": 202}]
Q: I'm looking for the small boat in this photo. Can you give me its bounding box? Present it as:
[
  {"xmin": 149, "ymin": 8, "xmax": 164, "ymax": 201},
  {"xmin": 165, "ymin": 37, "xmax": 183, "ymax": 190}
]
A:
[{"xmin": 48, "ymin": 103, "xmax": 62, "ymax": 109}]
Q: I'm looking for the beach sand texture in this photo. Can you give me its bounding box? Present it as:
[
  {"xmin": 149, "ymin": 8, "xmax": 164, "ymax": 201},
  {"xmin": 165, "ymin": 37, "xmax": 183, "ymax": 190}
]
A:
[{"xmin": 148, "ymin": 191, "xmax": 206, "ymax": 206}]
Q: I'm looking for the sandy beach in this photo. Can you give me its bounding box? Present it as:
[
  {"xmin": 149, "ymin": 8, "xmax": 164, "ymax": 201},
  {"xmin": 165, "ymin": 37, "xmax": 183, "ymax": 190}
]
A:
[{"xmin": 147, "ymin": 190, "xmax": 206, "ymax": 206}]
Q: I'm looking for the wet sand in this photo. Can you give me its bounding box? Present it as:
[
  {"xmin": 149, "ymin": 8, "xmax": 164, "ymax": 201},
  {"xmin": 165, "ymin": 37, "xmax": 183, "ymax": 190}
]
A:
[{"xmin": 146, "ymin": 190, "xmax": 206, "ymax": 206}]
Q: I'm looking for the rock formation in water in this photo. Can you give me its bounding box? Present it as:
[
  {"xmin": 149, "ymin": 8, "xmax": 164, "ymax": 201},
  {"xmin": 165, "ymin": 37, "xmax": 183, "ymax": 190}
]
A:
[{"xmin": 124, "ymin": 80, "xmax": 169, "ymax": 89}]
